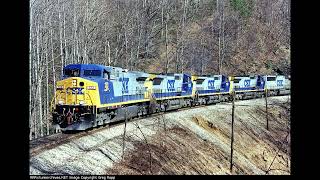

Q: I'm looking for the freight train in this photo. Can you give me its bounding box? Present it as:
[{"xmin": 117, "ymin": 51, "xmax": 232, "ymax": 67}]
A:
[{"xmin": 51, "ymin": 64, "xmax": 290, "ymax": 131}]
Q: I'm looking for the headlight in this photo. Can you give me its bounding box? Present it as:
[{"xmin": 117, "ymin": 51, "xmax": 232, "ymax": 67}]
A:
[
  {"xmin": 58, "ymin": 100, "xmax": 64, "ymax": 105},
  {"xmin": 79, "ymin": 100, "xmax": 85, "ymax": 105}
]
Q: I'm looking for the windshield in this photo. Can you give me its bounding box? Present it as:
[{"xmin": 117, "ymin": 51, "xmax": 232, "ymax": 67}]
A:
[
  {"xmin": 83, "ymin": 70, "xmax": 101, "ymax": 77},
  {"xmin": 64, "ymin": 69, "xmax": 80, "ymax": 77}
]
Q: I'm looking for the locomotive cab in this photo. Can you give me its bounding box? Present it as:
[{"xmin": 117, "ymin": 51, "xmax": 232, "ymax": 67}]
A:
[
  {"xmin": 256, "ymin": 75, "xmax": 265, "ymax": 90},
  {"xmin": 220, "ymin": 75, "xmax": 230, "ymax": 92}
]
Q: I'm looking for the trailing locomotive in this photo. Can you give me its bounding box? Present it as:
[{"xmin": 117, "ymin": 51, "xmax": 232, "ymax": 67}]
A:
[{"xmin": 51, "ymin": 64, "xmax": 290, "ymax": 131}]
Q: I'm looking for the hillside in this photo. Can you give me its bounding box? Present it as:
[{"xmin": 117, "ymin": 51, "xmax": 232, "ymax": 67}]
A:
[{"xmin": 30, "ymin": 95, "xmax": 290, "ymax": 175}]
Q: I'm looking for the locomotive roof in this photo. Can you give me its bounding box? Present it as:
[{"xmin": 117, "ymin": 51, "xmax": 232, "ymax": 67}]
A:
[
  {"xmin": 64, "ymin": 64, "xmax": 112, "ymax": 71},
  {"xmin": 64, "ymin": 64, "xmax": 152, "ymax": 77},
  {"xmin": 152, "ymin": 72, "xmax": 192, "ymax": 76}
]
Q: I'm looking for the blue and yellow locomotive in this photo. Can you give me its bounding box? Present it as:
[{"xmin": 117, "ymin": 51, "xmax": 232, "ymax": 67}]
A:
[{"xmin": 51, "ymin": 64, "xmax": 290, "ymax": 131}]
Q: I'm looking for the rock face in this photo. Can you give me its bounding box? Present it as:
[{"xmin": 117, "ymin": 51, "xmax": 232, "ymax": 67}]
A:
[{"xmin": 30, "ymin": 96, "xmax": 291, "ymax": 175}]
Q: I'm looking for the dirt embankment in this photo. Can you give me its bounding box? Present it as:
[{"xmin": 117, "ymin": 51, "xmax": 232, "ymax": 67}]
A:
[{"xmin": 30, "ymin": 96, "xmax": 290, "ymax": 175}]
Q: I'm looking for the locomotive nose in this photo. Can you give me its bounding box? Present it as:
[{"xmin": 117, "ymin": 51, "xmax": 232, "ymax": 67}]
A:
[{"xmin": 55, "ymin": 77, "xmax": 86, "ymax": 105}]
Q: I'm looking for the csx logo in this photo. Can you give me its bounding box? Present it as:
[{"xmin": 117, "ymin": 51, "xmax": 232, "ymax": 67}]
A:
[
  {"xmin": 208, "ymin": 80, "xmax": 215, "ymax": 89},
  {"xmin": 244, "ymin": 80, "xmax": 250, "ymax": 87},
  {"xmin": 167, "ymin": 80, "xmax": 175, "ymax": 92},
  {"xmin": 277, "ymin": 80, "xmax": 283, "ymax": 86},
  {"xmin": 120, "ymin": 77, "xmax": 129, "ymax": 93},
  {"xmin": 71, "ymin": 88, "xmax": 83, "ymax": 94}
]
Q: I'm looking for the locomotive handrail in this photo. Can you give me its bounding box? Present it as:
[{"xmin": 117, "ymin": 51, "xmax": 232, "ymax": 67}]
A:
[
  {"xmin": 85, "ymin": 91, "xmax": 94, "ymax": 106},
  {"xmin": 50, "ymin": 94, "xmax": 57, "ymax": 113},
  {"xmin": 50, "ymin": 91, "xmax": 63, "ymax": 113}
]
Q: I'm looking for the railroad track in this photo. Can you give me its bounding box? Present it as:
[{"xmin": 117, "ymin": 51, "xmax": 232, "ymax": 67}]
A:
[{"xmin": 30, "ymin": 95, "xmax": 290, "ymax": 157}]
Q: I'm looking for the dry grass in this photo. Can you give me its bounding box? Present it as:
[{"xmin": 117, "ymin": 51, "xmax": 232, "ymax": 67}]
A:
[{"xmin": 106, "ymin": 97, "xmax": 290, "ymax": 175}]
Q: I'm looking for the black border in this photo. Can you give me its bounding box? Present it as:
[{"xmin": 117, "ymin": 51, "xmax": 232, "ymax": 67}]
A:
[
  {"xmin": 290, "ymin": 0, "xmax": 310, "ymax": 176},
  {"xmin": 5, "ymin": 0, "xmax": 30, "ymax": 178}
]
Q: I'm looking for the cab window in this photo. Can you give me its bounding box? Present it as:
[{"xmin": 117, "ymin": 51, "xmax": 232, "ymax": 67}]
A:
[
  {"xmin": 64, "ymin": 69, "xmax": 80, "ymax": 77},
  {"xmin": 83, "ymin": 70, "xmax": 101, "ymax": 77},
  {"xmin": 153, "ymin": 78, "xmax": 163, "ymax": 85}
]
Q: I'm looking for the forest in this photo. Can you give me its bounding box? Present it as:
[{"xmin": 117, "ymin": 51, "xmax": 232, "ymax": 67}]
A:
[{"xmin": 29, "ymin": 0, "xmax": 290, "ymax": 140}]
